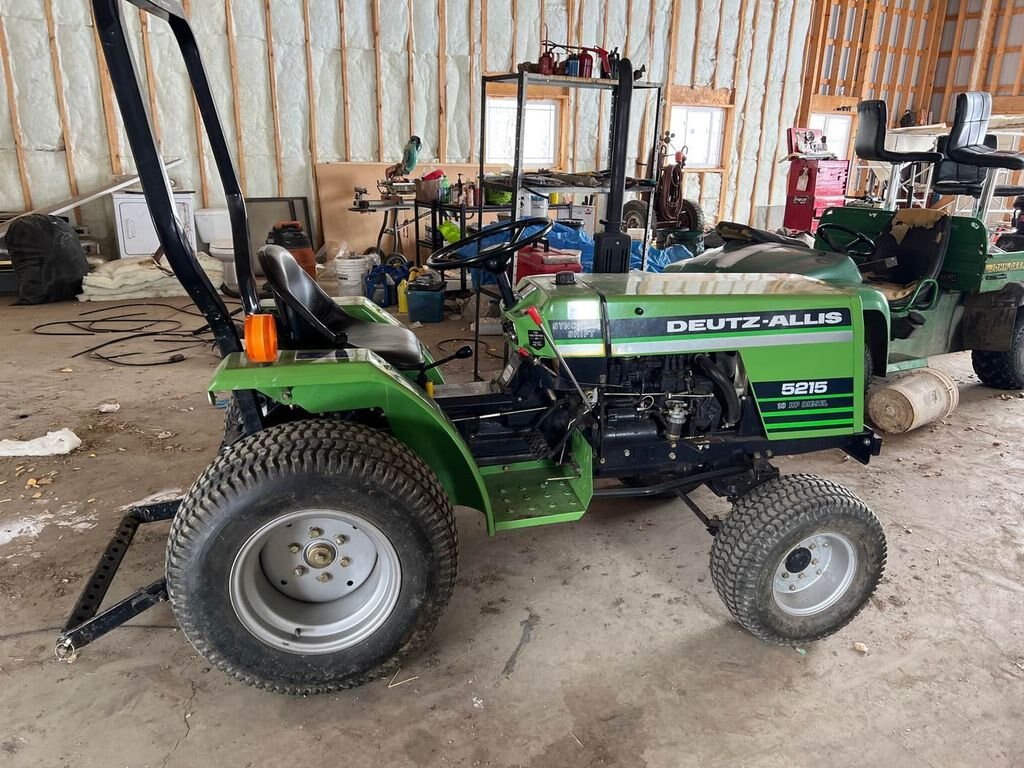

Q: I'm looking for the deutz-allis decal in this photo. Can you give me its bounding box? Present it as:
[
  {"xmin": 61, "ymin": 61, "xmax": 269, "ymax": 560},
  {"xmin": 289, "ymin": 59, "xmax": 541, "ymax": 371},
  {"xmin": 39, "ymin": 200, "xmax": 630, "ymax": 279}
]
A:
[{"xmin": 602, "ymin": 308, "xmax": 852, "ymax": 339}]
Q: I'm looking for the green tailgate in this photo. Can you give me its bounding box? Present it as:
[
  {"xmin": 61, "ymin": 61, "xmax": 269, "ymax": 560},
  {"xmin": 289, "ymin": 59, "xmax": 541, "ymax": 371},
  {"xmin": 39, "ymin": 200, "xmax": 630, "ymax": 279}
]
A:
[{"xmin": 511, "ymin": 272, "xmax": 866, "ymax": 440}]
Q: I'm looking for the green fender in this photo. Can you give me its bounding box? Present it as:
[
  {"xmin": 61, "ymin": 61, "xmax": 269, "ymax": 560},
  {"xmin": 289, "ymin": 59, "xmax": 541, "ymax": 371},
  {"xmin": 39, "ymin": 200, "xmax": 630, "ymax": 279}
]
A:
[{"xmin": 208, "ymin": 349, "xmax": 489, "ymax": 515}]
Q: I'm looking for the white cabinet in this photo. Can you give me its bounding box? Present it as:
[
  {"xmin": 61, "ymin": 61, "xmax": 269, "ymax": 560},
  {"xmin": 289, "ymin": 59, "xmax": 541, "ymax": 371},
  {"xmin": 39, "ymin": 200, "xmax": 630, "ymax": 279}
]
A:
[{"xmin": 112, "ymin": 191, "xmax": 196, "ymax": 259}]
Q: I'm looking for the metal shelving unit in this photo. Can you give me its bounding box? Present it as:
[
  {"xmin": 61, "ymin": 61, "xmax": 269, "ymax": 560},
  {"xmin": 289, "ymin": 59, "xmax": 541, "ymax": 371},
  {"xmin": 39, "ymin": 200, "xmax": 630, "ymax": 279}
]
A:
[{"xmin": 477, "ymin": 70, "xmax": 664, "ymax": 268}]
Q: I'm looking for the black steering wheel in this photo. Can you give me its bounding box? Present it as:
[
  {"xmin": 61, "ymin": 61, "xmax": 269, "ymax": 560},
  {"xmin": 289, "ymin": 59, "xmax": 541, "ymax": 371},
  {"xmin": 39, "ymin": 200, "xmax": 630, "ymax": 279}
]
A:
[
  {"xmin": 816, "ymin": 222, "xmax": 876, "ymax": 256},
  {"xmin": 426, "ymin": 217, "xmax": 553, "ymax": 273}
]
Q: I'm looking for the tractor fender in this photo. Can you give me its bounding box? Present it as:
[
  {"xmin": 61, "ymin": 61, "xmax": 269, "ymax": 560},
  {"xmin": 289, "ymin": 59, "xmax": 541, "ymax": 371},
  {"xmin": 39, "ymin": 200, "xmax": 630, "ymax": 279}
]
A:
[
  {"xmin": 208, "ymin": 350, "xmax": 490, "ymax": 516},
  {"xmin": 962, "ymin": 282, "xmax": 1024, "ymax": 352}
]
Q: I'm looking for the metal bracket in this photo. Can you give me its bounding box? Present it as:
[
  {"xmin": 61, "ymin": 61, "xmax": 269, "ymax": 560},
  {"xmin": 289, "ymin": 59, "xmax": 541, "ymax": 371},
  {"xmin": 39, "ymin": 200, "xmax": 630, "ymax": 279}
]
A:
[
  {"xmin": 675, "ymin": 489, "xmax": 721, "ymax": 536},
  {"xmin": 55, "ymin": 500, "xmax": 179, "ymax": 660}
]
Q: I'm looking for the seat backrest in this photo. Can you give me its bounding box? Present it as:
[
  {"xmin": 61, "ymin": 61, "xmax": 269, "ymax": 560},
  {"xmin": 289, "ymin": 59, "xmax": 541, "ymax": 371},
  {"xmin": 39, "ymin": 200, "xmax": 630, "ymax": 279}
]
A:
[
  {"xmin": 854, "ymin": 100, "xmax": 890, "ymax": 162},
  {"xmin": 948, "ymin": 92, "xmax": 992, "ymax": 158},
  {"xmin": 258, "ymin": 245, "xmax": 355, "ymax": 344},
  {"xmin": 869, "ymin": 209, "xmax": 951, "ymax": 285}
]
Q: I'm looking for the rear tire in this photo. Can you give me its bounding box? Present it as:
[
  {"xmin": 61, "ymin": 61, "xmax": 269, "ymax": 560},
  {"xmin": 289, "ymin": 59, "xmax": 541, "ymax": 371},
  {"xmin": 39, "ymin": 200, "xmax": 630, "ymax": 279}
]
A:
[
  {"xmin": 709, "ymin": 474, "xmax": 885, "ymax": 645},
  {"xmin": 167, "ymin": 420, "xmax": 458, "ymax": 694},
  {"xmin": 971, "ymin": 310, "xmax": 1024, "ymax": 389},
  {"xmin": 622, "ymin": 200, "xmax": 649, "ymax": 231}
]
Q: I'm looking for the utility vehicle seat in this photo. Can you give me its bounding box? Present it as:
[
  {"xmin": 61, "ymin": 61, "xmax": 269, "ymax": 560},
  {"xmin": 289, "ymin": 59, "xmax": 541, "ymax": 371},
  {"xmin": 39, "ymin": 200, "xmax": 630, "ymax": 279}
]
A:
[
  {"xmin": 860, "ymin": 208, "xmax": 951, "ymax": 304},
  {"xmin": 258, "ymin": 245, "xmax": 424, "ymax": 367}
]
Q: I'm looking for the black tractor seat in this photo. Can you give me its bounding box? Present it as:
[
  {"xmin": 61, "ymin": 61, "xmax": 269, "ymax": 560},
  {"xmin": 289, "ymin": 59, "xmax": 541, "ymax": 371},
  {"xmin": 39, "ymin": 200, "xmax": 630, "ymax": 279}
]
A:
[
  {"xmin": 855, "ymin": 100, "xmax": 943, "ymax": 210},
  {"xmin": 945, "ymin": 92, "xmax": 1024, "ymax": 217},
  {"xmin": 258, "ymin": 245, "xmax": 424, "ymax": 367}
]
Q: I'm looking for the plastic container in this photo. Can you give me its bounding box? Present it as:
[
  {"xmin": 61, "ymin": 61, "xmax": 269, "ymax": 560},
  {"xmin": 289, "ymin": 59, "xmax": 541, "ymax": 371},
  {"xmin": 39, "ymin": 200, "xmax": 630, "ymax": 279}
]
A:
[
  {"xmin": 335, "ymin": 255, "xmax": 368, "ymax": 298},
  {"xmin": 516, "ymin": 246, "xmax": 583, "ymax": 281},
  {"xmin": 397, "ymin": 279, "xmax": 409, "ymax": 313},
  {"xmin": 407, "ymin": 287, "xmax": 445, "ymax": 323},
  {"xmin": 867, "ymin": 368, "xmax": 959, "ymax": 435}
]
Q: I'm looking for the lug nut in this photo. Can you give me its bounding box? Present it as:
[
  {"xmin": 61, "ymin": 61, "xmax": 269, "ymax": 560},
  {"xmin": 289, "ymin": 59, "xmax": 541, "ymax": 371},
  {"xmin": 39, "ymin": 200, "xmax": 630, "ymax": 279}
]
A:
[
  {"xmin": 816, "ymin": 569, "xmax": 822, "ymax": 575},
  {"xmin": 334, "ymin": 534, "xmax": 347, "ymax": 545},
  {"xmin": 789, "ymin": 585, "xmax": 796, "ymax": 591},
  {"xmin": 809, "ymin": 543, "xmax": 816, "ymax": 550},
  {"xmin": 309, "ymin": 527, "xmax": 323, "ymax": 539},
  {"xmin": 288, "ymin": 543, "xmax": 301, "ymax": 554},
  {"xmin": 317, "ymin": 572, "xmax": 332, "ymax": 583},
  {"xmin": 293, "ymin": 565, "xmax": 307, "ymax": 576},
  {"xmin": 782, "ymin": 572, "xmax": 789, "ymax": 579},
  {"xmin": 339, "ymin": 557, "xmax": 352, "ymax": 567},
  {"xmin": 798, "ymin": 572, "xmax": 805, "ymax": 579},
  {"xmin": 823, "ymin": 542, "xmax": 830, "ymax": 548},
  {"xmin": 811, "ymin": 558, "xmax": 818, "ymax": 565}
]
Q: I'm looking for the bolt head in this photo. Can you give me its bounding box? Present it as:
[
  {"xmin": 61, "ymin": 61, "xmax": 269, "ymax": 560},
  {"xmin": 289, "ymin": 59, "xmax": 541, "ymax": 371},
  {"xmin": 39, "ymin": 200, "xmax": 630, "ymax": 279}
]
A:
[
  {"xmin": 334, "ymin": 534, "xmax": 347, "ymax": 545},
  {"xmin": 339, "ymin": 557, "xmax": 352, "ymax": 567},
  {"xmin": 668, "ymin": 452, "xmax": 677, "ymax": 460},
  {"xmin": 308, "ymin": 527, "xmax": 323, "ymax": 539},
  {"xmin": 823, "ymin": 542, "xmax": 830, "ymax": 548},
  {"xmin": 782, "ymin": 572, "xmax": 789, "ymax": 579},
  {"xmin": 789, "ymin": 584, "xmax": 796, "ymax": 591},
  {"xmin": 811, "ymin": 558, "xmax": 818, "ymax": 565},
  {"xmin": 288, "ymin": 543, "xmax": 301, "ymax": 554},
  {"xmin": 317, "ymin": 572, "xmax": 332, "ymax": 583},
  {"xmin": 816, "ymin": 569, "xmax": 822, "ymax": 575},
  {"xmin": 293, "ymin": 565, "xmax": 307, "ymax": 576},
  {"xmin": 809, "ymin": 543, "xmax": 816, "ymax": 550},
  {"xmin": 623, "ymin": 449, "xmax": 630, "ymax": 457}
]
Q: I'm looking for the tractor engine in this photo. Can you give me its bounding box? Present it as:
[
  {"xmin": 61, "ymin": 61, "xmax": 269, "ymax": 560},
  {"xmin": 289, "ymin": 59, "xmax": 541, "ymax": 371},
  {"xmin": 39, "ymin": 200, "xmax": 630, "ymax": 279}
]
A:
[{"xmin": 592, "ymin": 353, "xmax": 745, "ymax": 471}]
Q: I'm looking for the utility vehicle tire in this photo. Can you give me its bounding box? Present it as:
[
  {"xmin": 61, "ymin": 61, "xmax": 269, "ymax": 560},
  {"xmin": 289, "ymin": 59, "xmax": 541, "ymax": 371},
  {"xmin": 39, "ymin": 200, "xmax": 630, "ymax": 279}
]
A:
[
  {"xmin": 709, "ymin": 474, "xmax": 885, "ymax": 645},
  {"xmin": 167, "ymin": 419, "xmax": 458, "ymax": 694},
  {"xmin": 677, "ymin": 198, "xmax": 706, "ymax": 233},
  {"xmin": 622, "ymin": 200, "xmax": 649, "ymax": 231},
  {"xmin": 220, "ymin": 397, "xmax": 243, "ymax": 449},
  {"xmin": 971, "ymin": 310, "xmax": 1024, "ymax": 390}
]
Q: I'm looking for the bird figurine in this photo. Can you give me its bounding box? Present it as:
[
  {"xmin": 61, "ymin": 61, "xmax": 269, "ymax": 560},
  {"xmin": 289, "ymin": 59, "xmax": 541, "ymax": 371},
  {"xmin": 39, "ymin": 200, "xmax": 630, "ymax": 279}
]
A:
[{"xmin": 386, "ymin": 135, "xmax": 422, "ymax": 180}]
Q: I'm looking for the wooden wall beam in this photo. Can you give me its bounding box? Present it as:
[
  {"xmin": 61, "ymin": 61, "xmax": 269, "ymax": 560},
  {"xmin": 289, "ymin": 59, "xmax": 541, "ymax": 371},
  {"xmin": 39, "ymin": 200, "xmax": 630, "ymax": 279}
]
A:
[
  {"xmin": 303, "ymin": 0, "xmax": 319, "ymax": 167},
  {"xmin": 470, "ymin": 0, "xmax": 475, "ymax": 160},
  {"xmin": 690, "ymin": 0, "xmax": 703, "ymax": 87},
  {"xmin": 138, "ymin": 11, "xmax": 161, "ymax": 145},
  {"xmin": 986, "ymin": 0, "xmax": 1012, "ymax": 92},
  {"xmin": 939, "ymin": 0, "xmax": 968, "ymax": 120},
  {"xmin": 438, "ymin": 0, "xmax": 448, "ymax": 162},
  {"xmin": 183, "ymin": 0, "xmax": 210, "ymax": 206},
  {"xmin": 769, "ymin": 0, "xmax": 804, "ymax": 204},
  {"xmin": 919, "ymin": 0, "xmax": 948, "ymax": 121},
  {"xmin": 872, "ymin": 0, "xmax": 898, "ymax": 104},
  {"xmin": 263, "ymin": 0, "xmax": 284, "ymax": 193},
  {"xmin": 43, "ymin": 0, "xmax": 78, "ymax": 197},
  {"xmin": 370, "ymin": 0, "xmax": 385, "ymax": 161},
  {"xmin": 825, "ymin": 2, "xmax": 848, "ymax": 94},
  {"xmin": 407, "ymin": 0, "xmax": 416, "ymax": 139},
  {"xmin": 893, "ymin": 0, "xmax": 926, "ymax": 119},
  {"xmin": 338, "ymin": 0, "xmax": 352, "ymax": 161},
  {"xmin": 224, "ymin": 0, "xmax": 248, "ymax": 193},
  {"xmin": 89, "ymin": 4, "xmax": 124, "ymax": 176},
  {"xmin": 728, "ymin": 0, "xmax": 758, "ymax": 219},
  {"xmin": 847, "ymin": 0, "xmax": 877, "ymax": 96},
  {"xmin": 796, "ymin": 0, "xmax": 826, "ymax": 125},
  {"xmin": 595, "ymin": 0, "xmax": 611, "ymax": 167},
  {"xmin": 968, "ymin": 0, "xmax": 997, "ymax": 89},
  {"xmin": 511, "ymin": 0, "xmax": 519, "ymax": 68},
  {"xmin": 0, "ymin": 16, "xmax": 31, "ymax": 209},
  {"xmin": 663, "ymin": 0, "xmax": 685, "ymax": 123},
  {"xmin": 570, "ymin": 0, "xmax": 583, "ymax": 170},
  {"xmin": 482, "ymin": 0, "xmax": 489, "ymax": 73},
  {"xmin": 747, "ymin": 0, "xmax": 781, "ymax": 219},
  {"xmin": 634, "ymin": 0, "xmax": 658, "ymax": 168}
]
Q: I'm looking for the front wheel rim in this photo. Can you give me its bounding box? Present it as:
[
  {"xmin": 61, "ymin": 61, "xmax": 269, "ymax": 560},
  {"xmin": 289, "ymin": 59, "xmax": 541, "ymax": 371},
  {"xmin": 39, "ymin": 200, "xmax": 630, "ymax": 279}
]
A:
[
  {"xmin": 229, "ymin": 509, "xmax": 401, "ymax": 654},
  {"xmin": 771, "ymin": 531, "xmax": 858, "ymax": 617}
]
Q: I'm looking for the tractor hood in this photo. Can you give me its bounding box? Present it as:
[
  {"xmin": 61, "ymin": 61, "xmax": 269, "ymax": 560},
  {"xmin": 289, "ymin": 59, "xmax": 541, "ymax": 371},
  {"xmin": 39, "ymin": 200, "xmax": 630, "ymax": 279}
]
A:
[
  {"xmin": 509, "ymin": 271, "xmax": 863, "ymax": 358},
  {"xmin": 666, "ymin": 242, "xmax": 865, "ymax": 285}
]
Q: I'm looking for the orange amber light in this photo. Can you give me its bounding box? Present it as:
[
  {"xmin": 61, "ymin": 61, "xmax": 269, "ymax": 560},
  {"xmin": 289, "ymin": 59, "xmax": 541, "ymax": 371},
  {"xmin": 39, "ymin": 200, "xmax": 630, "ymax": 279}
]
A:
[{"xmin": 244, "ymin": 314, "xmax": 279, "ymax": 363}]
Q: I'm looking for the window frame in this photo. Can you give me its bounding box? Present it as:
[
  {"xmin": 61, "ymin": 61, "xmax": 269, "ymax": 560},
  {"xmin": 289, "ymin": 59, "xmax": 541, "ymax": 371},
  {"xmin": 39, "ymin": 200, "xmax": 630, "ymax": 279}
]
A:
[
  {"xmin": 482, "ymin": 83, "xmax": 569, "ymax": 170},
  {"xmin": 667, "ymin": 104, "xmax": 728, "ymax": 170}
]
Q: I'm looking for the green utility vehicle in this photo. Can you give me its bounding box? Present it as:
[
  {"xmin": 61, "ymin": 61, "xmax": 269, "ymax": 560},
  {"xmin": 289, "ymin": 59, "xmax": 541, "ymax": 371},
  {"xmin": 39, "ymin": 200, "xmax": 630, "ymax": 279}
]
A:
[
  {"xmin": 60, "ymin": 0, "xmax": 887, "ymax": 695},
  {"xmin": 670, "ymin": 95, "xmax": 1024, "ymax": 390}
]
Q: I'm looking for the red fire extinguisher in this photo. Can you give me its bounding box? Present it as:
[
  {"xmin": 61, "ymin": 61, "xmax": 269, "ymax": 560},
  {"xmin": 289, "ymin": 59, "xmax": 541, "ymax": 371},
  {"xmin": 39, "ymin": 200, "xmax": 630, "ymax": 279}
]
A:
[{"xmin": 578, "ymin": 48, "xmax": 594, "ymax": 78}]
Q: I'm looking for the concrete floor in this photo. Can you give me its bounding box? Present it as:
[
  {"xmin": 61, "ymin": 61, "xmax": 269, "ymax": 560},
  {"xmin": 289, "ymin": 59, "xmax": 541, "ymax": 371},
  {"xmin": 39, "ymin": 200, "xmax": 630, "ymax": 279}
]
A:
[{"xmin": 0, "ymin": 296, "xmax": 1022, "ymax": 768}]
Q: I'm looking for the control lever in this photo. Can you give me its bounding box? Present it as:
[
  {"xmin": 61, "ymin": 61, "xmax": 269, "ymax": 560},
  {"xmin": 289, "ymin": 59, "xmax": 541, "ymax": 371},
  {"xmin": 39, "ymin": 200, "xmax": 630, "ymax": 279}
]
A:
[{"xmin": 524, "ymin": 306, "xmax": 593, "ymax": 413}]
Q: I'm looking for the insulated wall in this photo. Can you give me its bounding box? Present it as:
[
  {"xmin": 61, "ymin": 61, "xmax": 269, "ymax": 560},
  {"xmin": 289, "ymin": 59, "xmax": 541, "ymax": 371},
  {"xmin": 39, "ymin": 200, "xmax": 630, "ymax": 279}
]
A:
[{"xmin": 0, "ymin": 0, "xmax": 812, "ymax": 245}]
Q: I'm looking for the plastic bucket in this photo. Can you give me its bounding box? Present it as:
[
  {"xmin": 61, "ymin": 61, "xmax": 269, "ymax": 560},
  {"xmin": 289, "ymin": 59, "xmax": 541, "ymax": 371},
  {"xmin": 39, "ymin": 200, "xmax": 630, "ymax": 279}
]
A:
[
  {"xmin": 334, "ymin": 255, "xmax": 368, "ymax": 297},
  {"xmin": 867, "ymin": 368, "xmax": 959, "ymax": 434}
]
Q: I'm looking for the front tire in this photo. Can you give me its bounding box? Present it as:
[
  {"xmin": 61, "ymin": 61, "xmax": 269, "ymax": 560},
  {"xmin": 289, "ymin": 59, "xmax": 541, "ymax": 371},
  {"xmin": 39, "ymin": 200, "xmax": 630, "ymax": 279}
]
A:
[
  {"xmin": 167, "ymin": 420, "xmax": 458, "ymax": 694},
  {"xmin": 972, "ymin": 310, "xmax": 1024, "ymax": 389},
  {"xmin": 709, "ymin": 474, "xmax": 885, "ymax": 645}
]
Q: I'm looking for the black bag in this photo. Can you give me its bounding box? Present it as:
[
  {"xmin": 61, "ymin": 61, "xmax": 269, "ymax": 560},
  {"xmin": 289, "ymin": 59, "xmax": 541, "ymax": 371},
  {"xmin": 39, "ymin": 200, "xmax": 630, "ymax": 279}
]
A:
[{"xmin": 6, "ymin": 214, "xmax": 89, "ymax": 304}]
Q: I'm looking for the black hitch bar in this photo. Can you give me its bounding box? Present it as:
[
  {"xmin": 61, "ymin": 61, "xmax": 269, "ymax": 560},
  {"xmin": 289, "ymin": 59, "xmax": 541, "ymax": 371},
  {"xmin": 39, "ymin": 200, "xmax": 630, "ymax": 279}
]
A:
[{"xmin": 55, "ymin": 500, "xmax": 180, "ymax": 660}]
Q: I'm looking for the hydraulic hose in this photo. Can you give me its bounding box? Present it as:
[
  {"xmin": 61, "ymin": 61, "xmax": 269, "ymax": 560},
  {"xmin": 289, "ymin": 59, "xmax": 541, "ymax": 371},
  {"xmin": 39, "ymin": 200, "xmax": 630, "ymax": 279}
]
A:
[{"xmin": 696, "ymin": 354, "xmax": 741, "ymax": 427}]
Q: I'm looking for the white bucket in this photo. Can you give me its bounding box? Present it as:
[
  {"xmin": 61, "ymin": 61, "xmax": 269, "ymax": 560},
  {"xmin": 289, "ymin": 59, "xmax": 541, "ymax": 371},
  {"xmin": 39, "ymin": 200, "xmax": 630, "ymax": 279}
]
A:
[
  {"xmin": 867, "ymin": 368, "xmax": 959, "ymax": 435},
  {"xmin": 335, "ymin": 255, "xmax": 368, "ymax": 297},
  {"xmin": 531, "ymin": 194, "xmax": 550, "ymax": 219}
]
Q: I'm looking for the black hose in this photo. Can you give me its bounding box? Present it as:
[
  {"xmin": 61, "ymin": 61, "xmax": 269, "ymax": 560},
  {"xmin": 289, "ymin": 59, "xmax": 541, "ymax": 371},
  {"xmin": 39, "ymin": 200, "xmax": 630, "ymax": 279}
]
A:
[{"xmin": 695, "ymin": 354, "xmax": 741, "ymax": 426}]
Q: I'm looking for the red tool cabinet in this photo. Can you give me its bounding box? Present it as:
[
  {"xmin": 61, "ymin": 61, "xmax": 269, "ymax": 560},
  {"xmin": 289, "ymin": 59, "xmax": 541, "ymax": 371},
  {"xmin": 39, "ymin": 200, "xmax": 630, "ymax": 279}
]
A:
[{"xmin": 783, "ymin": 158, "xmax": 849, "ymax": 233}]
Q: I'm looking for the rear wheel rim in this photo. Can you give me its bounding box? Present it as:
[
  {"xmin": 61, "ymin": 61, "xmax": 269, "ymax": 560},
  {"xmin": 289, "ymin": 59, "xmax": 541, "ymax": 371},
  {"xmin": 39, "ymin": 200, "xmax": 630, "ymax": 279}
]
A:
[
  {"xmin": 229, "ymin": 509, "xmax": 401, "ymax": 654},
  {"xmin": 771, "ymin": 531, "xmax": 857, "ymax": 617}
]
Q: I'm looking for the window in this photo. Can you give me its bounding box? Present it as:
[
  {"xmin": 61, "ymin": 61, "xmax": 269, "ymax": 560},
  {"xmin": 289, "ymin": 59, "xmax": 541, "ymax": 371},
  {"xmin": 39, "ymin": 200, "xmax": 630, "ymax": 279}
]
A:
[
  {"xmin": 669, "ymin": 105, "xmax": 726, "ymax": 168},
  {"xmin": 808, "ymin": 112, "xmax": 853, "ymax": 158},
  {"xmin": 485, "ymin": 98, "xmax": 561, "ymax": 167}
]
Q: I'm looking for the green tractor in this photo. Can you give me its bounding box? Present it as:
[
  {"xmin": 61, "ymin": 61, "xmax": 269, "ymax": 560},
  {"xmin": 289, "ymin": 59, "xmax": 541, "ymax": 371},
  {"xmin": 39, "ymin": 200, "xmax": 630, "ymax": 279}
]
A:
[
  {"xmin": 60, "ymin": 0, "xmax": 888, "ymax": 694},
  {"xmin": 669, "ymin": 95, "xmax": 1024, "ymax": 405}
]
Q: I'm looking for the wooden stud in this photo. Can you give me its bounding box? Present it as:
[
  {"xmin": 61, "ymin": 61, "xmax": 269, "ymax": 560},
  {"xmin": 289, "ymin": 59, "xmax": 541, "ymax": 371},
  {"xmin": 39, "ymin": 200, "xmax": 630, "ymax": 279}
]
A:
[
  {"xmin": 339, "ymin": 0, "xmax": 352, "ymax": 161},
  {"xmin": 939, "ymin": 0, "xmax": 968, "ymax": 120},
  {"xmin": 370, "ymin": 0, "xmax": 385, "ymax": 162},
  {"xmin": 511, "ymin": 0, "xmax": 518, "ymax": 69},
  {"xmin": 43, "ymin": 0, "xmax": 78, "ymax": 197},
  {"xmin": 539, "ymin": 0, "xmax": 546, "ymax": 53},
  {"xmin": 224, "ymin": 0, "xmax": 248, "ymax": 193},
  {"xmin": 663, "ymin": 0, "xmax": 684, "ymax": 122},
  {"xmin": 893, "ymin": 0, "xmax": 924, "ymax": 119},
  {"xmin": 718, "ymin": 106, "xmax": 735, "ymax": 222},
  {"xmin": 303, "ymin": 0, "xmax": 319, "ymax": 167},
  {"xmin": 89, "ymin": 4, "xmax": 124, "ymax": 176},
  {"xmin": 873, "ymin": 0, "xmax": 898, "ymax": 103},
  {"xmin": 438, "ymin": 0, "xmax": 448, "ymax": 162},
  {"xmin": 138, "ymin": 11, "xmax": 161, "ymax": 145},
  {"xmin": 690, "ymin": 0, "xmax": 703, "ymax": 87},
  {"xmin": 469, "ymin": 0, "xmax": 476, "ymax": 161},
  {"xmin": 918, "ymin": 0, "xmax": 947, "ymax": 120},
  {"xmin": 969, "ymin": 0, "xmax": 997, "ymax": 90},
  {"xmin": 727, "ymin": 0, "xmax": 756, "ymax": 219},
  {"xmin": 851, "ymin": 0, "xmax": 882, "ymax": 98},
  {"xmin": 796, "ymin": 0, "xmax": 827, "ymax": 125},
  {"xmin": 481, "ymin": 0, "xmax": 488, "ymax": 73},
  {"xmin": 844, "ymin": 0, "xmax": 872, "ymax": 96},
  {"xmin": 825, "ymin": 2, "xmax": 848, "ymax": 95},
  {"xmin": 183, "ymin": 0, "xmax": 210, "ymax": 207},
  {"xmin": 407, "ymin": 0, "xmax": 416, "ymax": 139},
  {"xmin": 747, "ymin": 0, "xmax": 781, "ymax": 219},
  {"xmin": 986, "ymin": 0, "xmax": 1012, "ymax": 92},
  {"xmin": 263, "ymin": 0, "xmax": 284, "ymax": 194},
  {"xmin": 710, "ymin": 0, "xmax": 727, "ymax": 89},
  {"xmin": 571, "ymin": 0, "xmax": 584, "ymax": 171},
  {"xmin": 634, "ymin": 0, "xmax": 657, "ymax": 172},
  {"xmin": 595, "ymin": 0, "xmax": 611, "ymax": 167},
  {"xmin": 0, "ymin": 17, "xmax": 31, "ymax": 210},
  {"xmin": 769, "ymin": 0, "xmax": 805, "ymax": 204}
]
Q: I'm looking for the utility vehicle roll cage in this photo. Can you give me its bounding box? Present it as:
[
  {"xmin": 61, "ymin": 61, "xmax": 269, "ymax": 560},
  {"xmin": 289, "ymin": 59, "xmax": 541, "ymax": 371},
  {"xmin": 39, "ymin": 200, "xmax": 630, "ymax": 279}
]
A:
[{"xmin": 56, "ymin": 0, "xmax": 264, "ymax": 658}]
